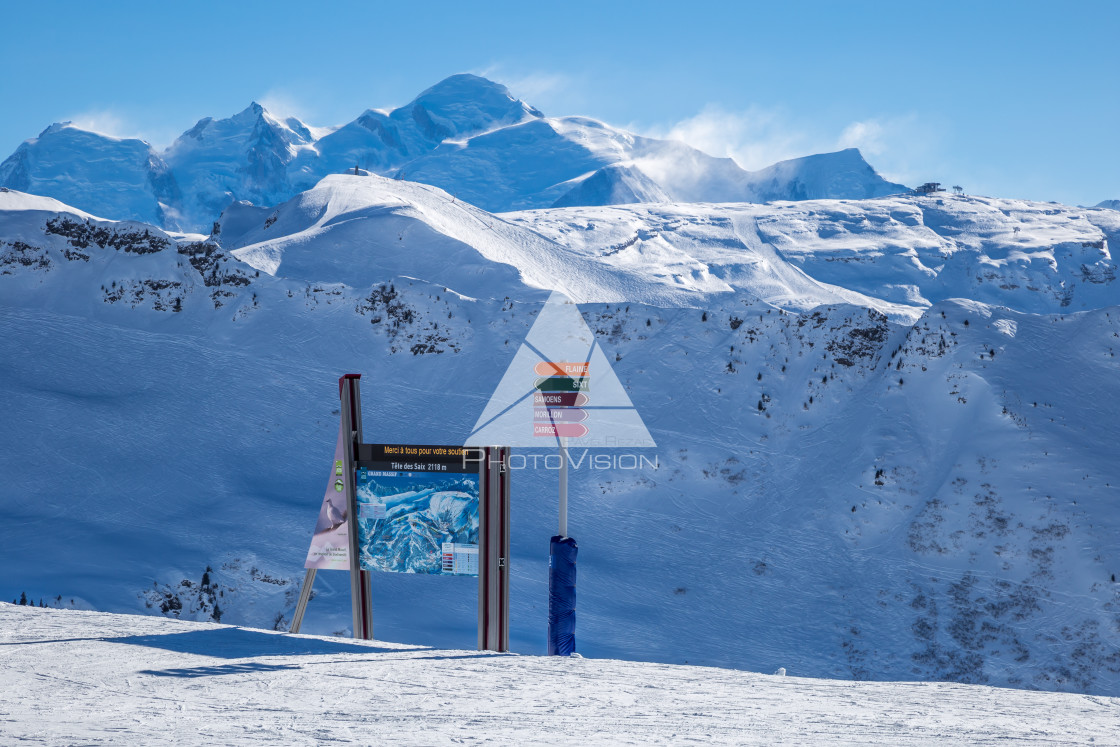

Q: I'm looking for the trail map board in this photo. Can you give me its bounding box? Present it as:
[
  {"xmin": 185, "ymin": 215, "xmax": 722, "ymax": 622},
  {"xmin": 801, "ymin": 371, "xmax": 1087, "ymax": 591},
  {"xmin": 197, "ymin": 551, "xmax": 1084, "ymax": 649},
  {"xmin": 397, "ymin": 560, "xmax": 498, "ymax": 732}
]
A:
[{"xmin": 355, "ymin": 444, "xmax": 481, "ymax": 576}]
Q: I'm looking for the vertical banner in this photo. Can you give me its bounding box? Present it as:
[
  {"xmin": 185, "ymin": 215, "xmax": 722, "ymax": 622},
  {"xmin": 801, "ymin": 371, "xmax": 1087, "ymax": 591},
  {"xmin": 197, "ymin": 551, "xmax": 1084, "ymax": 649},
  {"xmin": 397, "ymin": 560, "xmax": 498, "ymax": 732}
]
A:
[{"xmin": 303, "ymin": 421, "xmax": 351, "ymax": 570}]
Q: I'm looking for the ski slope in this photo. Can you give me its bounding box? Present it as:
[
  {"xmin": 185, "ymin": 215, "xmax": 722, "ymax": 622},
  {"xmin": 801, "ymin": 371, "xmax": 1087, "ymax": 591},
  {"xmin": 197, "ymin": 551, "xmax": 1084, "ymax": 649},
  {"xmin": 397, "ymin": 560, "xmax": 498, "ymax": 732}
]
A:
[{"xmin": 3, "ymin": 605, "xmax": 1117, "ymax": 745}]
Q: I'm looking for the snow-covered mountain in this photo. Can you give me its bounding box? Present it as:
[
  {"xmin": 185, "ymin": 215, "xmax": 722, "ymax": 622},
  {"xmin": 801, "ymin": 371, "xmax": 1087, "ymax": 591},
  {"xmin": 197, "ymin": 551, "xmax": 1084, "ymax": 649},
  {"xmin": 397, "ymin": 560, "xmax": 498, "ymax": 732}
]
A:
[
  {"xmin": 1096, "ymin": 199, "xmax": 1120, "ymax": 210},
  {"xmin": 163, "ymin": 102, "xmax": 319, "ymax": 232},
  {"xmin": 0, "ymin": 123, "xmax": 180, "ymax": 227},
  {"xmin": 0, "ymin": 75, "xmax": 906, "ymax": 231},
  {"xmin": 506, "ymin": 191, "xmax": 1120, "ymax": 316},
  {"xmin": 388, "ymin": 116, "xmax": 904, "ymax": 213},
  {"xmin": 289, "ymin": 73, "xmax": 544, "ymax": 189},
  {"xmin": 2, "ymin": 174, "xmax": 1118, "ymax": 695}
]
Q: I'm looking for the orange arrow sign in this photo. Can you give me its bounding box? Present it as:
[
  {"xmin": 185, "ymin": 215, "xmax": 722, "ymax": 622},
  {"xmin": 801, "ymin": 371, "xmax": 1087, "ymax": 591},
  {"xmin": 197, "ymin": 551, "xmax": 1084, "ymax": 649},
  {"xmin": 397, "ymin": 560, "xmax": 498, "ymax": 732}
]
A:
[{"xmin": 533, "ymin": 361, "xmax": 590, "ymax": 377}]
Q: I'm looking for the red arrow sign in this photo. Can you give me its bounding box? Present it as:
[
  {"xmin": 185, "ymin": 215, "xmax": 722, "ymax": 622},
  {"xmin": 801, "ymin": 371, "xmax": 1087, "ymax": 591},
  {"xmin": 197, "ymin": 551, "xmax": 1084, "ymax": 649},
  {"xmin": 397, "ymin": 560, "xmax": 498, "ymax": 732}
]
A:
[
  {"xmin": 533, "ymin": 423, "xmax": 589, "ymax": 438},
  {"xmin": 533, "ymin": 392, "xmax": 589, "ymax": 407},
  {"xmin": 534, "ymin": 407, "xmax": 588, "ymax": 423}
]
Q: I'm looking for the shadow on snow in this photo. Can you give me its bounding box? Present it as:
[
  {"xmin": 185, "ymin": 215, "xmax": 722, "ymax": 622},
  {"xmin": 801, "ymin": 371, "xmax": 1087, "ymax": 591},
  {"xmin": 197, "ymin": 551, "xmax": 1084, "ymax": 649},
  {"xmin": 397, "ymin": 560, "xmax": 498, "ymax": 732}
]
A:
[{"xmin": 105, "ymin": 626, "xmax": 409, "ymax": 659}]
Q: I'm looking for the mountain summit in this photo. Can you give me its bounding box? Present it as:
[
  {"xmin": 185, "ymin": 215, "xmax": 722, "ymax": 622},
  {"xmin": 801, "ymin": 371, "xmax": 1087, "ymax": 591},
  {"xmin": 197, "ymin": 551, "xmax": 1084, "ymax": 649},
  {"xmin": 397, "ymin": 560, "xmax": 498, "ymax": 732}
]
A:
[
  {"xmin": 164, "ymin": 102, "xmax": 317, "ymax": 230},
  {"xmin": 402, "ymin": 73, "xmax": 543, "ymax": 138},
  {"xmin": 286, "ymin": 74, "xmax": 543, "ymax": 195}
]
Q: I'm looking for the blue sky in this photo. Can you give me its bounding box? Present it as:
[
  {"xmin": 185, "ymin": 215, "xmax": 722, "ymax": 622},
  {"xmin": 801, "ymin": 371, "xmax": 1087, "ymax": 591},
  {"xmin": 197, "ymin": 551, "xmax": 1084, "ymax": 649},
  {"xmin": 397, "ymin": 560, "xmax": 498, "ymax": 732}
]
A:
[{"xmin": 1, "ymin": 0, "xmax": 1116, "ymax": 205}]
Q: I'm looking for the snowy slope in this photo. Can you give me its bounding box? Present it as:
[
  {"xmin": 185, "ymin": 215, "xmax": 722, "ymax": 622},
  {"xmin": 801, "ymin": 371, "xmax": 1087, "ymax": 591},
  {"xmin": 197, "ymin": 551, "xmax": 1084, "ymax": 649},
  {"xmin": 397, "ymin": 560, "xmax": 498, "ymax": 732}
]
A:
[
  {"xmin": 219, "ymin": 174, "xmax": 626, "ymax": 303},
  {"xmin": 1, "ymin": 75, "xmax": 907, "ymax": 231},
  {"xmin": 552, "ymin": 163, "xmax": 673, "ymax": 208},
  {"xmin": 2, "ymin": 179, "xmax": 1120, "ymax": 696},
  {"xmin": 506, "ymin": 191, "xmax": 1120, "ymax": 317},
  {"xmin": 220, "ymin": 174, "xmax": 951, "ymax": 316},
  {"xmin": 4, "ymin": 605, "xmax": 1118, "ymax": 746}
]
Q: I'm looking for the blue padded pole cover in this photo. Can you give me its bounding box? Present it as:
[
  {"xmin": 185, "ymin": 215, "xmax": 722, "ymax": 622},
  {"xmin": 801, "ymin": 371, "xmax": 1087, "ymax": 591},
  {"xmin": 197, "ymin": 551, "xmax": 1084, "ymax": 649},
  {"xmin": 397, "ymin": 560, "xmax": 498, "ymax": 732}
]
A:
[{"xmin": 547, "ymin": 535, "xmax": 578, "ymax": 656}]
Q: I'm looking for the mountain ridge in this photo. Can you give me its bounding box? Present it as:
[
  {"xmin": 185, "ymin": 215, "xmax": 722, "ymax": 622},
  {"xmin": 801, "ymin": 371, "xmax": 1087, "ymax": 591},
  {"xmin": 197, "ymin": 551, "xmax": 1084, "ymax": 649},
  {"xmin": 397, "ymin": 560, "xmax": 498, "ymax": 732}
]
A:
[{"xmin": 0, "ymin": 75, "xmax": 907, "ymax": 231}]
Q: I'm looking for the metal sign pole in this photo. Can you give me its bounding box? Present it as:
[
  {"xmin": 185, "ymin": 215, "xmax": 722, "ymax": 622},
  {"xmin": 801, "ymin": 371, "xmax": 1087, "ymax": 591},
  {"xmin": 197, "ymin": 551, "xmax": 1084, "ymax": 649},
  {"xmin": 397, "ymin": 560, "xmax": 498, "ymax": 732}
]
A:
[
  {"xmin": 548, "ymin": 435, "xmax": 576, "ymax": 656},
  {"xmin": 477, "ymin": 447, "xmax": 489, "ymax": 651},
  {"xmin": 558, "ymin": 436, "xmax": 568, "ymax": 538},
  {"xmin": 340, "ymin": 374, "xmax": 373, "ymax": 640},
  {"xmin": 478, "ymin": 446, "xmax": 510, "ymax": 652},
  {"xmin": 500, "ymin": 446, "xmax": 510, "ymax": 652},
  {"xmin": 486, "ymin": 445, "xmax": 501, "ymax": 650},
  {"xmin": 351, "ymin": 377, "xmax": 374, "ymax": 641}
]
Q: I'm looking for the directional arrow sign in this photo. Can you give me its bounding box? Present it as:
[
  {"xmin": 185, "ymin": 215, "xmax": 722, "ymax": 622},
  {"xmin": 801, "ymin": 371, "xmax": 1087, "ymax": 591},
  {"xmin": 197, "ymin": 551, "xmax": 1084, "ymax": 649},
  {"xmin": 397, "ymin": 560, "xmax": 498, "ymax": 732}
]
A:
[
  {"xmin": 535, "ymin": 376, "xmax": 590, "ymax": 392},
  {"xmin": 534, "ymin": 407, "xmax": 589, "ymax": 423},
  {"xmin": 533, "ymin": 423, "xmax": 589, "ymax": 438},
  {"xmin": 533, "ymin": 392, "xmax": 589, "ymax": 407},
  {"xmin": 533, "ymin": 361, "xmax": 590, "ymax": 377},
  {"xmin": 465, "ymin": 290, "xmax": 655, "ymax": 449}
]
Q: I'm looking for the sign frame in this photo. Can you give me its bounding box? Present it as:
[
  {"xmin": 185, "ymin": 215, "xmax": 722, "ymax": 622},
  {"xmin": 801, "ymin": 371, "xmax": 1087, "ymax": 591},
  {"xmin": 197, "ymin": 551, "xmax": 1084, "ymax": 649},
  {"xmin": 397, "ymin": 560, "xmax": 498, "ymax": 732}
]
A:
[{"xmin": 291, "ymin": 376, "xmax": 510, "ymax": 651}]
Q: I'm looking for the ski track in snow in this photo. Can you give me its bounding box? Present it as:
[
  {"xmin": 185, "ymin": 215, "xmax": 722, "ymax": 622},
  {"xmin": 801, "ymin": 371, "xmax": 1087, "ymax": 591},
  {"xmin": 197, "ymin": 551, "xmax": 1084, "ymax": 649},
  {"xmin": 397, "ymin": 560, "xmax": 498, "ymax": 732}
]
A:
[{"xmin": 2, "ymin": 605, "xmax": 1118, "ymax": 746}]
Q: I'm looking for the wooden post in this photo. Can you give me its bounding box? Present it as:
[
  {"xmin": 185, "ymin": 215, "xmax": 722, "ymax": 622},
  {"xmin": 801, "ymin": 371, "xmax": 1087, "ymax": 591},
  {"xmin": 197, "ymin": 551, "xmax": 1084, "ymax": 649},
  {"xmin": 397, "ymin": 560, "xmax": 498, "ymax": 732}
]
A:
[{"xmin": 289, "ymin": 568, "xmax": 316, "ymax": 634}]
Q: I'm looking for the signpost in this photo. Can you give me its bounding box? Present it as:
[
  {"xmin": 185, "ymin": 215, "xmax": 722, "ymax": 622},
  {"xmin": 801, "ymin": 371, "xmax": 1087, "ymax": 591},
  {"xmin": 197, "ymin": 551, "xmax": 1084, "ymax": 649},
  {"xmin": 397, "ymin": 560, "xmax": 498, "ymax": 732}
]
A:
[
  {"xmin": 478, "ymin": 446, "xmax": 511, "ymax": 651},
  {"xmin": 291, "ymin": 375, "xmax": 510, "ymax": 652},
  {"xmin": 340, "ymin": 375, "xmax": 373, "ymax": 640},
  {"xmin": 465, "ymin": 291, "xmax": 657, "ymax": 657},
  {"xmin": 534, "ymin": 363, "xmax": 587, "ymax": 657}
]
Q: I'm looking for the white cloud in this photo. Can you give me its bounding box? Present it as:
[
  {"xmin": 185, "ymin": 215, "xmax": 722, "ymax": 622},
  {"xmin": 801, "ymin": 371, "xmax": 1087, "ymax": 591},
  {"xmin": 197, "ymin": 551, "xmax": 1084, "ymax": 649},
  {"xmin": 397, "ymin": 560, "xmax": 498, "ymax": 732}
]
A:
[
  {"xmin": 63, "ymin": 109, "xmax": 183, "ymax": 150},
  {"xmin": 258, "ymin": 90, "xmax": 313, "ymax": 123},
  {"xmin": 639, "ymin": 106, "xmax": 942, "ymax": 187},
  {"xmin": 255, "ymin": 90, "xmax": 339, "ymax": 139},
  {"xmin": 65, "ymin": 110, "xmax": 139, "ymax": 140},
  {"xmin": 838, "ymin": 119, "xmax": 887, "ymax": 156},
  {"xmin": 498, "ymin": 71, "xmax": 571, "ymax": 105},
  {"xmin": 647, "ymin": 104, "xmax": 812, "ymax": 171},
  {"xmin": 834, "ymin": 114, "xmax": 941, "ymax": 185},
  {"xmin": 472, "ymin": 65, "xmax": 584, "ymax": 115}
]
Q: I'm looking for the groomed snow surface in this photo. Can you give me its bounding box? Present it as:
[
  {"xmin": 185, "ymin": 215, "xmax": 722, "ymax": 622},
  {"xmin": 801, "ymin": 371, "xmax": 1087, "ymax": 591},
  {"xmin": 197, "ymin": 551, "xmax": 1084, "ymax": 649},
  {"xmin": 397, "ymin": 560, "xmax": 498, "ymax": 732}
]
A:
[{"xmin": 3, "ymin": 605, "xmax": 1117, "ymax": 746}]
